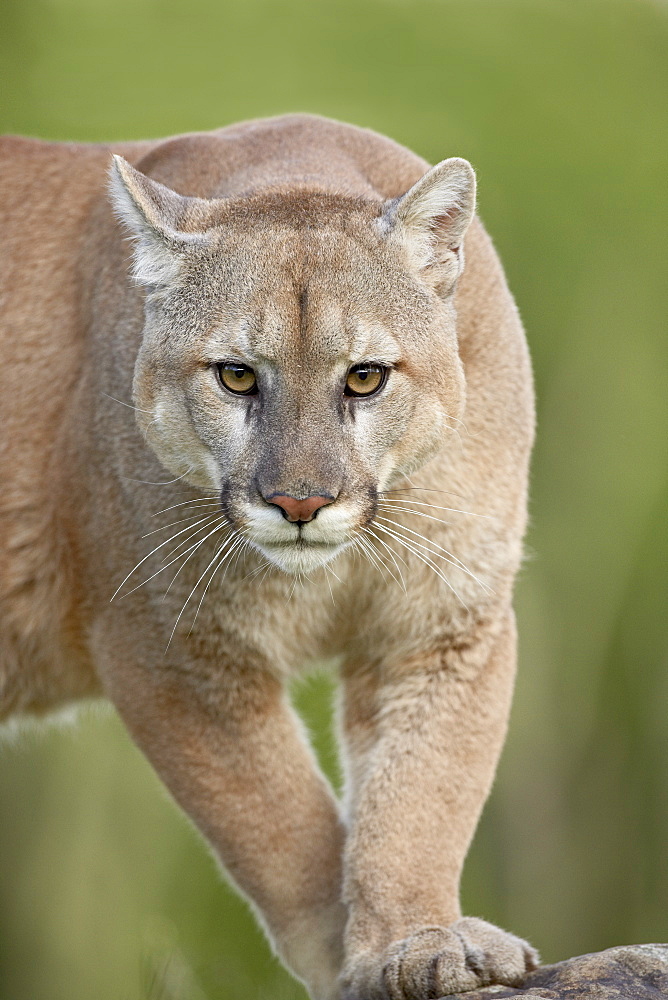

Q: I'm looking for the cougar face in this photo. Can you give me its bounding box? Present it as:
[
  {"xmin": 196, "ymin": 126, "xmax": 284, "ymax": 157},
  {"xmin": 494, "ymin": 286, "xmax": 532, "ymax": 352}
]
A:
[{"xmin": 112, "ymin": 164, "xmax": 474, "ymax": 574}]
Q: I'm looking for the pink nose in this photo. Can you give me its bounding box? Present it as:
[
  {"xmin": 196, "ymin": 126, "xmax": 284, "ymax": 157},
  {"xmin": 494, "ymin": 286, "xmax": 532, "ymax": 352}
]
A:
[{"xmin": 267, "ymin": 494, "xmax": 334, "ymax": 523}]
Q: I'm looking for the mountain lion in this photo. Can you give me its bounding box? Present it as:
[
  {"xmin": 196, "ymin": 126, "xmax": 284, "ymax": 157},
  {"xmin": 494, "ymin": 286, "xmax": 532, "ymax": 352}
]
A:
[{"xmin": 0, "ymin": 114, "xmax": 537, "ymax": 999}]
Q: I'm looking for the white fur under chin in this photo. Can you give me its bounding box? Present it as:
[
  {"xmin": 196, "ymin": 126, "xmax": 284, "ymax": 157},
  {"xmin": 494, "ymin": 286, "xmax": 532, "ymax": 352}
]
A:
[{"xmin": 250, "ymin": 538, "xmax": 349, "ymax": 575}]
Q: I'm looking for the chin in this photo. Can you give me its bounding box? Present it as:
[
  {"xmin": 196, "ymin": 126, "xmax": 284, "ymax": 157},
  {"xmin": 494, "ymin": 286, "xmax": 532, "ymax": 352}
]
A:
[{"xmin": 251, "ymin": 538, "xmax": 349, "ymax": 575}]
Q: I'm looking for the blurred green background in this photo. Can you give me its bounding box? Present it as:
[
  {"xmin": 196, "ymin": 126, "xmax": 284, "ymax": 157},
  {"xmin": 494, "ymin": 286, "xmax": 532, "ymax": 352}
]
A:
[{"xmin": 1, "ymin": 0, "xmax": 666, "ymax": 997}]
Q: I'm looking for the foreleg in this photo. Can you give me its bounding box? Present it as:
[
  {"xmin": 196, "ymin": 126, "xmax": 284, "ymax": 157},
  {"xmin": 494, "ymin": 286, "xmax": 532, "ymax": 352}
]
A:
[{"xmin": 340, "ymin": 612, "xmax": 538, "ymax": 999}]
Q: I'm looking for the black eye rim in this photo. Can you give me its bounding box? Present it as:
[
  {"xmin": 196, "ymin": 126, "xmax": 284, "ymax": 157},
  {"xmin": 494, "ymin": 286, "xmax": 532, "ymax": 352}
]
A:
[
  {"xmin": 344, "ymin": 363, "xmax": 389, "ymax": 398},
  {"xmin": 215, "ymin": 361, "xmax": 259, "ymax": 396}
]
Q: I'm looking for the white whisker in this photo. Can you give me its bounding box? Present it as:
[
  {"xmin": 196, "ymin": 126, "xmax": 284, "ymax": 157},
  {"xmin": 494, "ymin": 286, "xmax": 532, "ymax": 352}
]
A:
[
  {"xmin": 359, "ymin": 530, "xmax": 405, "ymax": 592},
  {"xmin": 443, "ymin": 412, "xmax": 470, "ymax": 434},
  {"xmin": 101, "ymin": 392, "xmax": 153, "ymax": 414},
  {"xmin": 373, "ymin": 521, "xmax": 469, "ymax": 610},
  {"xmin": 244, "ymin": 556, "xmax": 273, "ymax": 582},
  {"xmin": 249, "ymin": 562, "xmax": 272, "ymax": 583},
  {"xmin": 380, "ymin": 487, "xmax": 470, "ymax": 501},
  {"xmin": 325, "ymin": 563, "xmax": 342, "ymax": 584},
  {"xmin": 352, "ymin": 534, "xmax": 386, "ymax": 583},
  {"xmin": 142, "ymin": 509, "xmax": 223, "ymax": 539},
  {"xmin": 121, "ymin": 516, "xmax": 229, "ymax": 600},
  {"xmin": 323, "ymin": 565, "xmax": 336, "ymax": 605},
  {"xmin": 168, "ymin": 533, "xmax": 245, "ymax": 648},
  {"xmin": 354, "ymin": 534, "xmax": 393, "ymax": 588},
  {"xmin": 151, "ymin": 498, "xmax": 219, "ymax": 517},
  {"xmin": 166, "ymin": 556, "xmax": 223, "ymax": 648},
  {"xmin": 378, "ymin": 503, "xmax": 453, "ymax": 527},
  {"xmin": 110, "ymin": 514, "xmax": 216, "ymax": 601},
  {"xmin": 230, "ymin": 535, "xmax": 250, "ymax": 575},
  {"xmin": 122, "ymin": 468, "xmax": 194, "ymax": 486},
  {"xmin": 375, "ymin": 515, "xmax": 493, "ymax": 593},
  {"xmin": 361, "ymin": 527, "xmax": 407, "ymax": 593},
  {"xmin": 185, "ymin": 534, "xmax": 248, "ymax": 637},
  {"xmin": 157, "ymin": 514, "xmax": 227, "ymax": 565},
  {"xmin": 378, "ymin": 498, "xmax": 489, "ymax": 518},
  {"xmin": 164, "ymin": 522, "xmax": 233, "ymax": 598},
  {"xmin": 287, "ymin": 574, "xmax": 300, "ymax": 602}
]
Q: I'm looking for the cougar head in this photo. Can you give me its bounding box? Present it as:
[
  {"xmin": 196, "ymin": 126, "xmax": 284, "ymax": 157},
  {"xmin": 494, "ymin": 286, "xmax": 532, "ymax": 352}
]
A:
[{"xmin": 109, "ymin": 150, "xmax": 475, "ymax": 574}]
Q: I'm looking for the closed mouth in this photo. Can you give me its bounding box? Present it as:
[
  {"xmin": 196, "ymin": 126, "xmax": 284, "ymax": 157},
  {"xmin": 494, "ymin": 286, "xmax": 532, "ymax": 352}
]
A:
[{"xmin": 259, "ymin": 537, "xmax": 344, "ymax": 550}]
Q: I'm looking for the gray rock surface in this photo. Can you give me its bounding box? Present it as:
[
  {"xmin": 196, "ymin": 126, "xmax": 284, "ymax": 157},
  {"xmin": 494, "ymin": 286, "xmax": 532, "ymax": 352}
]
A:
[{"xmin": 442, "ymin": 944, "xmax": 668, "ymax": 999}]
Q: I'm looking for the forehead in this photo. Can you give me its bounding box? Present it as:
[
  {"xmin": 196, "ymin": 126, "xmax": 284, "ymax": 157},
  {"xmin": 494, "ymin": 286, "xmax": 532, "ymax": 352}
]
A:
[
  {"xmin": 208, "ymin": 222, "xmax": 426, "ymax": 365},
  {"xmin": 223, "ymin": 292, "xmax": 403, "ymax": 367}
]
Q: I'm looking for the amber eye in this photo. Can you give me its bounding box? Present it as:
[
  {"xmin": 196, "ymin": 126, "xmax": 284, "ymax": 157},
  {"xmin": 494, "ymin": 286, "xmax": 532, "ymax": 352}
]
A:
[
  {"xmin": 344, "ymin": 364, "xmax": 387, "ymax": 397},
  {"xmin": 217, "ymin": 363, "xmax": 258, "ymax": 395}
]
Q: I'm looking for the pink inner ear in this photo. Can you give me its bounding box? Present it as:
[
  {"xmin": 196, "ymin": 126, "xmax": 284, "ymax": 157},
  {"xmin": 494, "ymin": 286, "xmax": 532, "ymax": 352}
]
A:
[
  {"xmin": 428, "ymin": 212, "xmax": 461, "ymax": 259},
  {"xmin": 433, "ymin": 208, "xmax": 458, "ymax": 225},
  {"xmin": 429, "ymin": 209, "xmax": 461, "ymax": 243}
]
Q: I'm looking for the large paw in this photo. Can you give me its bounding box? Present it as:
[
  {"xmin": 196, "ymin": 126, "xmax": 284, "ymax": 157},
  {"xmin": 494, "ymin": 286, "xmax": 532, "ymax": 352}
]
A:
[{"xmin": 341, "ymin": 918, "xmax": 539, "ymax": 999}]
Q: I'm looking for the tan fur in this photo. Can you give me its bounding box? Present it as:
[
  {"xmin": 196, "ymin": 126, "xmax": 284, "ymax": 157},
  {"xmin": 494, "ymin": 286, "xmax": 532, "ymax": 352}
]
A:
[{"xmin": 0, "ymin": 115, "xmax": 536, "ymax": 999}]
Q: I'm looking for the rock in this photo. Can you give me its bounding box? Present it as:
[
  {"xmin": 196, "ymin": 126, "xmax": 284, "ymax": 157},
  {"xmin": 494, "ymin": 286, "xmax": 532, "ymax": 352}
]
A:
[{"xmin": 442, "ymin": 943, "xmax": 668, "ymax": 999}]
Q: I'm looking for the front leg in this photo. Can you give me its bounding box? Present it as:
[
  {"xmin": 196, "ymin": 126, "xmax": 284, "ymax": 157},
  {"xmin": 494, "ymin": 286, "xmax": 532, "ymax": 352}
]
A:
[
  {"xmin": 340, "ymin": 612, "xmax": 538, "ymax": 999},
  {"xmin": 95, "ymin": 633, "xmax": 346, "ymax": 1000}
]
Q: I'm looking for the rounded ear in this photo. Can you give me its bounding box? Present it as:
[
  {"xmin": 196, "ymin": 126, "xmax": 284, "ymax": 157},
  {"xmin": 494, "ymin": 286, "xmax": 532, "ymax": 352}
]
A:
[
  {"xmin": 382, "ymin": 157, "xmax": 476, "ymax": 293},
  {"xmin": 108, "ymin": 155, "xmax": 209, "ymax": 287}
]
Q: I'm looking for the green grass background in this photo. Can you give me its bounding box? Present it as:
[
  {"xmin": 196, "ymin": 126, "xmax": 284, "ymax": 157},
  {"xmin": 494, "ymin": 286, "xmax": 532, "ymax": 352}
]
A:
[{"xmin": 1, "ymin": 0, "xmax": 666, "ymax": 997}]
